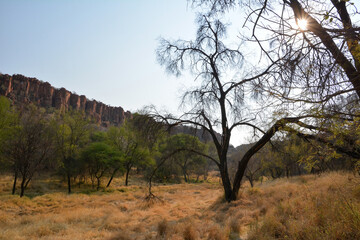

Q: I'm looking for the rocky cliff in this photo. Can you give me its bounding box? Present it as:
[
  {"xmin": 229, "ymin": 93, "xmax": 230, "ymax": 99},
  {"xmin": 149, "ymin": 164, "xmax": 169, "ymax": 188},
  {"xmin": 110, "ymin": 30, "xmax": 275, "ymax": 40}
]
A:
[{"xmin": 0, "ymin": 74, "xmax": 131, "ymax": 126}]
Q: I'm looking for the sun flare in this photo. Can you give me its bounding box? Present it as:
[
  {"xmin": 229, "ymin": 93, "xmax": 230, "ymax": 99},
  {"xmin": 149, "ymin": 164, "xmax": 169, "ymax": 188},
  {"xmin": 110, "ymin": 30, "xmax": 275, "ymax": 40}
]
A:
[{"xmin": 297, "ymin": 18, "xmax": 308, "ymax": 30}]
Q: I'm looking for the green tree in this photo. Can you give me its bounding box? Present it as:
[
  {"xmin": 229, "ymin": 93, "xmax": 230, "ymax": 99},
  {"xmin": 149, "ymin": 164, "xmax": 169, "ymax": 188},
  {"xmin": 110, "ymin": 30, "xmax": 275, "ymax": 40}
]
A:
[
  {"xmin": 0, "ymin": 97, "xmax": 17, "ymax": 173},
  {"xmin": 159, "ymin": 133, "xmax": 207, "ymax": 183},
  {"xmin": 2, "ymin": 105, "xmax": 54, "ymax": 197},
  {"xmin": 54, "ymin": 109, "xmax": 90, "ymax": 193},
  {"xmin": 107, "ymin": 122, "xmax": 152, "ymax": 186},
  {"xmin": 81, "ymin": 142, "xmax": 123, "ymax": 190}
]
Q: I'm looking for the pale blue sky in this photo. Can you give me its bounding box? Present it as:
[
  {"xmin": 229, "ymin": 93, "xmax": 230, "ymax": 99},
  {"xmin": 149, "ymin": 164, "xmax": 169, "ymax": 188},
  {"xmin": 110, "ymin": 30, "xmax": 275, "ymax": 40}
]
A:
[
  {"xmin": 0, "ymin": 0, "xmax": 249, "ymax": 145},
  {"xmin": 0, "ymin": 0, "xmax": 198, "ymax": 109}
]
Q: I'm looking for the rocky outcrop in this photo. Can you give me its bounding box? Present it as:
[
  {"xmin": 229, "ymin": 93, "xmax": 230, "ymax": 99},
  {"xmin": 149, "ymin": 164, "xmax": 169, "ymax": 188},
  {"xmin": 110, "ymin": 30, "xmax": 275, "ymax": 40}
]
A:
[{"xmin": 0, "ymin": 74, "xmax": 131, "ymax": 126}]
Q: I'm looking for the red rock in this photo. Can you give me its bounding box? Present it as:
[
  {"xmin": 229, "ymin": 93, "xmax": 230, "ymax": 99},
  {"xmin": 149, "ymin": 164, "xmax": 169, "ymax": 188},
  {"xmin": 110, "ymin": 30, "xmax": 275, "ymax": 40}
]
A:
[{"xmin": 0, "ymin": 73, "xmax": 131, "ymax": 125}]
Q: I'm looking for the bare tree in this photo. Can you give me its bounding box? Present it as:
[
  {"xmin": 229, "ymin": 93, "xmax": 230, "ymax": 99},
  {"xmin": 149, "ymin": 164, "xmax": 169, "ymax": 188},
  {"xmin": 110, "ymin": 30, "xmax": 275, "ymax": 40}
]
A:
[
  {"xmin": 156, "ymin": 14, "xmax": 276, "ymax": 202},
  {"xmin": 188, "ymin": 0, "xmax": 360, "ymax": 171}
]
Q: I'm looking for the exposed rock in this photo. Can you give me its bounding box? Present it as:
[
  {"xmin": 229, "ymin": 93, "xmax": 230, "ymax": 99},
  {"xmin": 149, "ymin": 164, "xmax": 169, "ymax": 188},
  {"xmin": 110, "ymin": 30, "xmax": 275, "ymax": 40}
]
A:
[{"xmin": 0, "ymin": 73, "xmax": 131, "ymax": 126}]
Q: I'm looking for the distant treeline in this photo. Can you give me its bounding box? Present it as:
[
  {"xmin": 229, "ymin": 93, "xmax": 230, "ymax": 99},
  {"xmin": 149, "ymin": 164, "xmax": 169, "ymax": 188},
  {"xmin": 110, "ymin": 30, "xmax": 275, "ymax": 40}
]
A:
[{"xmin": 0, "ymin": 96, "xmax": 358, "ymax": 198}]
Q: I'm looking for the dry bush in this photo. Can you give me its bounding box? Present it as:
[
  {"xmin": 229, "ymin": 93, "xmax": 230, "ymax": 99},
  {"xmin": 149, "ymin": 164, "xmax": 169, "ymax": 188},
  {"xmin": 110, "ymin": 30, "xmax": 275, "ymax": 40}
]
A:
[
  {"xmin": 206, "ymin": 225, "xmax": 227, "ymax": 240},
  {"xmin": 183, "ymin": 223, "xmax": 198, "ymax": 240},
  {"xmin": 157, "ymin": 219, "xmax": 168, "ymax": 238},
  {"xmin": 247, "ymin": 172, "xmax": 360, "ymax": 240}
]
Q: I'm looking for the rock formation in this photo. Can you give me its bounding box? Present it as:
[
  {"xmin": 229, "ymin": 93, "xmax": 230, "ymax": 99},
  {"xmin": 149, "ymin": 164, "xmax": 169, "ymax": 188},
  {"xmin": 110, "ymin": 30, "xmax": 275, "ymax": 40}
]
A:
[{"xmin": 0, "ymin": 74, "xmax": 131, "ymax": 126}]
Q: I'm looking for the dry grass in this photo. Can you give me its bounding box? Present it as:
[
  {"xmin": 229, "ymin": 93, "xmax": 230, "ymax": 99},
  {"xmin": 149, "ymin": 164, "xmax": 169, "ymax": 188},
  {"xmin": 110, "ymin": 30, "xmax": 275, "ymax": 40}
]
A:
[
  {"xmin": 0, "ymin": 172, "xmax": 359, "ymax": 239},
  {"xmin": 247, "ymin": 172, "xmax": 360, "ymax": 240}
]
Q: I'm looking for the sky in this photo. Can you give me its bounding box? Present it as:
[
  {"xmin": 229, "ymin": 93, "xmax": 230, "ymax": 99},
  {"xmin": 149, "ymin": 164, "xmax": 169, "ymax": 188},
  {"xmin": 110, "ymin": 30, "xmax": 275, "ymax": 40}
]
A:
[{"xmin": 0, "ymin": 0, "xmax": 249, "ymax": 146}]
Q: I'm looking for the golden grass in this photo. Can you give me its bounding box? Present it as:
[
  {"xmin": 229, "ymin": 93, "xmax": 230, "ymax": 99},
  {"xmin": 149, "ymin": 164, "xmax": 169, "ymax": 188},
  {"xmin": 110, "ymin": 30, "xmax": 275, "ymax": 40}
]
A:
[{"xmin": 0, "ymin": 172, "xmax": 359, "ymax": 239}]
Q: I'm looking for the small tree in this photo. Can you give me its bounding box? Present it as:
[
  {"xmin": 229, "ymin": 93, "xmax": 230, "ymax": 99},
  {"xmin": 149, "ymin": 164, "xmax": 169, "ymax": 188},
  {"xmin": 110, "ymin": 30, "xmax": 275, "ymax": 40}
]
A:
[
  {"xmin": 81, "ymin": 142, "xmax": 123, "ymax": 190},
  {"xmin": 107, "ymin": 122, "xmax": 152, "ymax": 186},
  {"xmin": 54, "ymin": 109, "xmax": 90, "ymax": 193},
  {"xmin": 0, "ymin": 97, "xmax": 17, "ymax": 177},
  {"xmin": 2, "ymin": 105, "xmax": 54, "ymax": 197},
  {"xmin": 159, "ymin": 133, "xmax": 207, "ymax": 183}
]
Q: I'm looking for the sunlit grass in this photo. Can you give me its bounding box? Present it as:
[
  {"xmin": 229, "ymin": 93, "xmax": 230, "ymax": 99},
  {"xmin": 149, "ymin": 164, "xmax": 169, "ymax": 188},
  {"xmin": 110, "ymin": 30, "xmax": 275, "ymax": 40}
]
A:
[{"xmin": 0, "ymin": 172, "xmax": 359, "ymax": 239}]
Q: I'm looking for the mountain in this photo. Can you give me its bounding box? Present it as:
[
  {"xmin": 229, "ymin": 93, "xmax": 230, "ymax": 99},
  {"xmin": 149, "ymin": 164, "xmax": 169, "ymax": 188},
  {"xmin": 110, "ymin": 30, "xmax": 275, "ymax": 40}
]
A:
[{"xmin": 0, "ymin": 73, "xmax": 131, "ymax": 126}]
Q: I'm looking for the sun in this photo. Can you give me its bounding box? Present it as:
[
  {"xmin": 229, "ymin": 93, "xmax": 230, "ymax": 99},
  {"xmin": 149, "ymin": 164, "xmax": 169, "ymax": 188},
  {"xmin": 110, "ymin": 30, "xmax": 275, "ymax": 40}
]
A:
[{"xmin": 297, "ymin": 18, "xmax": 308, "ymax": 30}]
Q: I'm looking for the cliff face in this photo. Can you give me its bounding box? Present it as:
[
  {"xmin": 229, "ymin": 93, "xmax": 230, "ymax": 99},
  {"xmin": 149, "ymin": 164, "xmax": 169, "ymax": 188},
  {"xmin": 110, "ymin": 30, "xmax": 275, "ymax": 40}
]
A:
[{"xmin": 0, "ymin": 74, "xmax": 131, "ymax": 126}]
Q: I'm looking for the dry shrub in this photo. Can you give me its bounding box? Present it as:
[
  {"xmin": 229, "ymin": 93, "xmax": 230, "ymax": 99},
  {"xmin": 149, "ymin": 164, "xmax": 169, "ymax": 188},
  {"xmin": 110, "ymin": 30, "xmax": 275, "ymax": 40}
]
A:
[
  {"xmin": 157, "ymin": 219, "xmax": 168, "ymax": 237},
  {"xmin": 248, "ymin": 215, "xmax": 287, "ymax": 240},
  {"xmin": 353, "ymin": 184, "xmax": 360, "ymax": 199},
  {"xmin": 229, "ymin": 217, "xmax": 241, "ymax": 234},
  {"xmin": 247, "ymin": 172, "xmax": 360, "ymax": 240},
  {"xmin": 183, "ymin": 223, "xmax": 198, "ymax": 240},
  {"xmin": 108, "ymin": 232, "xmax": 132, "ymax": 240},
  {"xmin": 206, "ymin": 225, "xmax": 227, "ymax": 240},
  {"xmin": 247, "ymin": 187, "xmax": 262, "ymax": 196}
]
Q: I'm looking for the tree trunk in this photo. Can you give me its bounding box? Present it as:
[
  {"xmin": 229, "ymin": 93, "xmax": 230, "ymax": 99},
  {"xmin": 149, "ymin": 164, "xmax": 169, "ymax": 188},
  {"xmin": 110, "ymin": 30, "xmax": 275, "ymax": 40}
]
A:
[
  {"xmin": 182, "ymin": 167, "xmax": 188, "ymax": 183},
  {"xmin": 106, "ymin": 168, "xmax": 119, "ymax": 188},
  {"xmin": 219, "ymin": 161, "xmax": 234, "ymax": 202},
  {"xmin": 20, "ymin": 177, "xmax": 26, "ymax": 197},
  {"xmin": 286, "ymin": 167, "xmax": 290, "ymax": 178},
  {"xmin": 246, "ymin": 175, "xmax": 254, "ymax": 188},
  {"xmin": 12, "ymin": 171, "xmax": 17, "ymax": 195},
  {"xmin": 125, "ymin": 168, "xmax": 130, "ymax": 186},
  {"xmin": 67, "ymin": 173, "xmax": 72, "ymax": 194},
  {"xmin": 229, "ymin": 158, "xmax": 248, "ymax": 201},
  {"xmin": 97, "ymin": 178, "xmax": 101, "ymax": 191},
  {"xmin": 229, "ymin": 119, "xmax": 287, "ymax": 201}
]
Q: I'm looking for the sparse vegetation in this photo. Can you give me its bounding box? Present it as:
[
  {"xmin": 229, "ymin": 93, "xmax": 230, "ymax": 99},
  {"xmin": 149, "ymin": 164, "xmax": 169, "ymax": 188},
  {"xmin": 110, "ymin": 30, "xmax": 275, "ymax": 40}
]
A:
[
  {"xmin": 0, "ymin": 172, "xmax": 359, "ymax": 239},
  {"xmin": 1, "ymin": 0, "xmax": 360, "ymax": 239}
]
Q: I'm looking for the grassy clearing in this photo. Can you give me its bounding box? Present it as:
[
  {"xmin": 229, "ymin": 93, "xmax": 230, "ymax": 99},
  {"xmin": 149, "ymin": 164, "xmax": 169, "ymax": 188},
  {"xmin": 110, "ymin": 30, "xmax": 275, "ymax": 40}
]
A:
[{"xmin": 0, "ymin": 172, "xmax": 359, "ymax": 239}]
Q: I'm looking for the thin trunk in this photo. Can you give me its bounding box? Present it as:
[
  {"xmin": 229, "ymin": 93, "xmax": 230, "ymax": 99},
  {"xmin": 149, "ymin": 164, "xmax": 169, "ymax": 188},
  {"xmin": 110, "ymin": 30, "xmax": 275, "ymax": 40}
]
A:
[
  {"xmin": 230, "ymin": 120, "xmax": 285, "ymax": 201},
  {"xmin": 67, "ymin": 173, "xmax": 72, "ymax": 194},
  {"xmin": 249, "ymin": 178, "xmax": 254, "ymax": 188},
  {"xmin": 246, "ymin": 175, "xmax": 254, "ymax": 188},
  {"xmin": 20, "ymin": 176, "xmax": 26, "ymax": 197},
  {"xmin": 286, "ymin": 167, "xmax": 289, "ymax": 178},
  {"xmin": 97, "ymin": 178, "xmax": 101, "ymax": 191},
  {"xmin": 106, "ymin": 168, "xmax": 119, "ymax": 188},
  {"xmin": 125, "ymin": 168, "xmax": 130, "ymax": 186},
  {"xmin": 270, "ymin": 169, "xmax": 276, "ymax": 179},
  {"xmin": 24, "ymin": 176, "xmax": 32, "ymax": 189},
  {"xmin": 12, "ymin": 171, "xmax": 18, "ymax": 195},
  {"xmin": 182, "ymin": 167, "xmax": 188, "ymax": 183}
]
